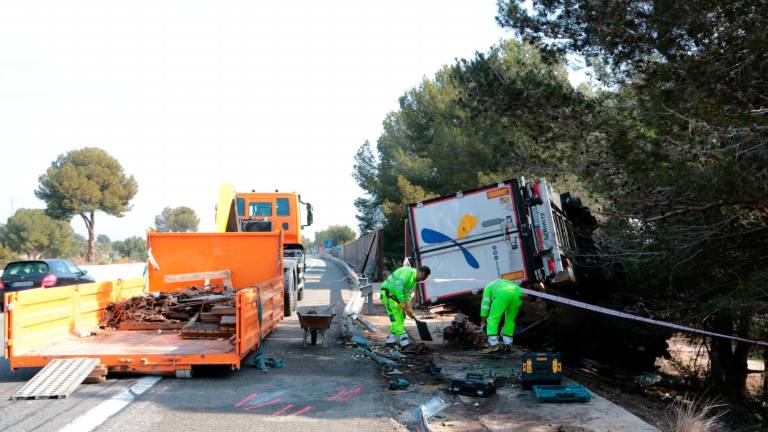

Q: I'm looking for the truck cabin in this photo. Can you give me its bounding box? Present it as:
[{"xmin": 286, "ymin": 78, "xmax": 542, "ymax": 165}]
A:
[{"xmin": 229, "ymin": 192, "xmax": 313, "ymax": 249}]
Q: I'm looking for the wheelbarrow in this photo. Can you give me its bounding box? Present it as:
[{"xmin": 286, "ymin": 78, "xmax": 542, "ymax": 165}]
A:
[{"xmin": 297, "ymin": 305, "xmax": 336, "ymax": 348}]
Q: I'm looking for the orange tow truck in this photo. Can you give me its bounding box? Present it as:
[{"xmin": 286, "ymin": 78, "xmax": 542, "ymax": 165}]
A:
[{"xmin": 216, "ymin": 185, "xmax": 313, "ymax": 316}]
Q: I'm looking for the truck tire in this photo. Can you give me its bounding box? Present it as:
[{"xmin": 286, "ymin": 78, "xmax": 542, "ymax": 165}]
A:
[
  {"xmin": 297, "ymin": 272, "xmax": 304, "ymax": 302},
  {"xmin": 284, "ymin": 270, "xmax": 296, "ymax": 317}
]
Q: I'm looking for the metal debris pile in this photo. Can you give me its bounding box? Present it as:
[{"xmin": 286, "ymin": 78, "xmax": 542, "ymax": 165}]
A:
[
  {"xmin": 443, "ymin": 313, "xmax": 486, "ymax": 349},
  {"xmin": 100, "ymin": 285, "xmax": 237, "ymax": 339}
]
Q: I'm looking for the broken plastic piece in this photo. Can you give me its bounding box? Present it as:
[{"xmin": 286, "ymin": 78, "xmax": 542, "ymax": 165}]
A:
[{"xmin": 415, "ymin": 396, "xmax": 448, "ymax": 432}]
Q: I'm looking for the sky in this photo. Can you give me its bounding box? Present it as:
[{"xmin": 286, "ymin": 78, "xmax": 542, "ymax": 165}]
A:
[{"xmin": 0, "ymin": 1, "xmax": 586, "ymax": 242}]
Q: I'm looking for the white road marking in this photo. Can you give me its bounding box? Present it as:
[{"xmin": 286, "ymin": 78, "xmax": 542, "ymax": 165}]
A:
[{"xmin": 59, "ymin": 376, "xmax": 161, "ymax": 432}]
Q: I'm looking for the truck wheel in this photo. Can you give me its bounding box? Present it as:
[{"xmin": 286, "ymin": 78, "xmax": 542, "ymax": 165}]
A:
[
  {"xmin": 311, "ymin": 330, "xmax": 318, "ymax": 345},
  {"xmin": 284, "ymin": 271, "xmax": 296, "ymax": 317}
]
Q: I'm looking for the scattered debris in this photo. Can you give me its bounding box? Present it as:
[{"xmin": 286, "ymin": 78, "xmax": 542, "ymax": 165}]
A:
[
  {"xmin": 351, "ymin": 335, "xmax": 371, "ymax": 347},
  {"xmin": 357, "ymin": 347, "xmax": 398, "ymax": 367},
  {"xmin": 635, "ymin": 372, "xmax": 662, "ymax": 388},
  {"xmin": 389, "ymin": 379, "xmax": 410, "ymax": 390},
  {"xmin": 386, "ymin": 369, "xmax": 404, "ymax": 376},
  {"xmin": 443, "ymin": 313, "xmax": 485, "ymax": 349},
  {"xmin": 415, "ymin": 396, "xmax": 449, "ymax": 432}
]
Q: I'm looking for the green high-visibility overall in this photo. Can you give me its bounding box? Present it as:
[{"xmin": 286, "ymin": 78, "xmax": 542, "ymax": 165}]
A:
[
  {"xmin": 480, "ymin": 279, "xmax": 523, "ymax": 338},
  {"xmin": 380, "ymin": 267, "xmax": 417, "ymax": 336}
]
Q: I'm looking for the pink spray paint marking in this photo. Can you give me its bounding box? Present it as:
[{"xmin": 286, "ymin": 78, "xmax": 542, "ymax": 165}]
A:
[
  {"xmin": 327, "ymin": 388, "xmax": 347, "ymax": 401},
  {"xmin": 234, "ymin": 393, "xmax": 258, "ymax": 408},
  {"xmin": 338, "ymin": 386, "xmax": 363, "ymax": 402},
  {"xmin": 289, "ymin": 405, "xmax": 313, "ymax": 416},
  {"xmin": 244, "ymin": 398, "xmax": 282, "ymax": 410},
  {"xmin": 272, "ymin": 404, "xmax": 295, "ymax": 416}
]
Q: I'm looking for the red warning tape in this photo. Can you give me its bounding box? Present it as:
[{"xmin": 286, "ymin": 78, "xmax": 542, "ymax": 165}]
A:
[{"xmin": 520, "ymin": 288, "xmax": 768, "ymax": 347}]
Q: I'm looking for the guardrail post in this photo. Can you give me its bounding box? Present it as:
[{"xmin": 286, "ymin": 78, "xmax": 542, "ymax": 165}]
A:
[{"xmin": 359, "ymin": 277, "xmax": 374, "ymax": 315}]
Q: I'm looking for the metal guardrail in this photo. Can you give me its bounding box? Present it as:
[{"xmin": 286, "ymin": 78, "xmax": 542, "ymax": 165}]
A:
[{"xmin": 331, "ymin": 229, "xmax": 384, "ymax": 281}]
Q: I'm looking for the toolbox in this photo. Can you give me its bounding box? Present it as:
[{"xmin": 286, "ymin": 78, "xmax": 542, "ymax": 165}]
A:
[
  {"xmin": 521, "ymin": 352, "xmax": 562, "ymax": 389},
  {"xmin": 532, "ymin": 384, "xmax": 592, "ymax": 403},
  {"xmin": 448, "ymin": 372, "xmax": 496, "ymax": 398}
]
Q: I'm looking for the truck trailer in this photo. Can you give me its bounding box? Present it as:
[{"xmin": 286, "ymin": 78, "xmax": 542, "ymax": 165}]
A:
[{"xmin": 407, "ymin": 178, "xmax": 577, "ymax": 305}]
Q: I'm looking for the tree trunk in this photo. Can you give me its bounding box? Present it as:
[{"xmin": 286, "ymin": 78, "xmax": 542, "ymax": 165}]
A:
[
  {"xmin": 82, "ymin": 212, "xmax": 95, "ymax": 264},
  {"xmin": 709, "ymin": 313, "xmax": 749, "ymax": 397}
]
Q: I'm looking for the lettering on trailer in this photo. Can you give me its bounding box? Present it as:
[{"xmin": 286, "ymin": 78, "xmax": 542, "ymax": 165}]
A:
[
  {"xmin": 520, "ymin": 288, "xmax": 768, "ymax": 347},
  {"xmin": 492, "ymin": 245, "xmax": 501, "ymax": 278},
  {"xmin": 538, "ymin": 210, "xmax": 550, "ymax": 248}
]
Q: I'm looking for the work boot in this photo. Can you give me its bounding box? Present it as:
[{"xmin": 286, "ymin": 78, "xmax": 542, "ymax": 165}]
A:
[
  {"xmin": 385, "ymin": 333, "xmax": 396, "ymax": 345},
  {"xmin": 502, "ymin": 335, "xmax": 513, "ymax": 351},
  {"xmin": 398, "ymin": 334, "xmax": 412, "ymax": 348},
  {"xmin": 483, "ymin": 335, "xmax": 499, "ymax": 354}
]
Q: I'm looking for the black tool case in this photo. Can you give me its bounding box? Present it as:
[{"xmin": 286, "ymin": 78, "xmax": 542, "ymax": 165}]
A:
[
  {"xmin": 448, "ymin": 372, "xmax": 496, "ymax": 397},
  {"xmin": 521, "ymin": 352, "xmax": 562, "ymax": 389}
]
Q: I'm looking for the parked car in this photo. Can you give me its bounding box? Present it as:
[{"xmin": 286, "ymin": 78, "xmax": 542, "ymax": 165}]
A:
[{"xmin": 0, "ymin": 259, "xmax": 95, "ymax": 311}]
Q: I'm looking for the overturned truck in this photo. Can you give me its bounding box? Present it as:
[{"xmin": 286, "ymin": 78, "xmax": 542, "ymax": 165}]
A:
[
  {"xmin": 406, "ymin": 177, "xmax": 583, "ymax": 305},
  {"xmin": 406, "ymin": 178, "xmax": 667, "ymax": 369}
]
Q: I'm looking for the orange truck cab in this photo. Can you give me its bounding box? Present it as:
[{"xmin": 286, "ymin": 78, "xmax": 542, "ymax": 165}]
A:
[{"xmin": 216, "ymin": 185, "xmax": 313, "ymax": 316}]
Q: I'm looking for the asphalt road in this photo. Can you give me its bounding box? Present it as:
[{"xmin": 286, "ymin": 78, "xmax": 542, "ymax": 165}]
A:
[{"xmin": 0, "ymin": 257, "xmax": 401, "ymax": 432}]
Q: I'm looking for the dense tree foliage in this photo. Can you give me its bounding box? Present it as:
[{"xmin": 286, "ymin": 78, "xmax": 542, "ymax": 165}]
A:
[
  {"xmin": 1, "ymin": 209, "xmax": 76, "ymax": 259},
  {"xmin": 154, "ymin": 206, "xmax": 200, "ymax": 233},
  {"xmin": 313, "ymin": 225, "xmax": 357, "ymax": 249},
  {"xmin": 495, "ymin": 0, "xmax": 768, "ymax": 396},
  {"xmin": 36, "ymin": 147, "xmax": 138, "ymax": 263},
  {"xmin": 112, "ymin": 236, "xmax": 147, "ymax": 261}
]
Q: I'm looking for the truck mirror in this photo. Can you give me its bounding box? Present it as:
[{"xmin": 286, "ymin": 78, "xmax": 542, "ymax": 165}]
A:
[{"xmin": 306, "ymin": 203, "xmax": 314, "ymax": 226}]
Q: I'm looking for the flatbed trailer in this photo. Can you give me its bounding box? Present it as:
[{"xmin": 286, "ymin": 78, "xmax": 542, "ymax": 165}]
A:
[{"xmin": 3, "ymin": 231, "xmax": 284, "ymax": 376}]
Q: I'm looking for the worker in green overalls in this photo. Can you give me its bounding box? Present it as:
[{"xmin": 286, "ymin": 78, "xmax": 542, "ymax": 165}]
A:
[
  {"xmin": 479, "ymin": 279, "xmax": 523, "ymax": 353},
  {"xmin": 380, "ymin": 265, "xmax": 431, "ymax": 348}
]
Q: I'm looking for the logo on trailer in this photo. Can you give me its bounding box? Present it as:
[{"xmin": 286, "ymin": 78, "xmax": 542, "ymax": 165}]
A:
[{"xmin": 421, "ymin": 214, "xmax": 480, "ymax": 269}]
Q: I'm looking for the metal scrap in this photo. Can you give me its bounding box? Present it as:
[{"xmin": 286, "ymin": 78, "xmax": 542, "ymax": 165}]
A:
[
  {"xmin": 415, "ymin": 396, "xmax": 449, "ymax": 432},
  {"xmin": 356, "ymin": 347, "xmax": 398, "ymax": 367},
  {"xmin": 100, "ymin": 284, "xmax": 236, "ymax": 339},
  {"xmin": 443, "ymin": 313, "xmax": 485, "ymax": 349}
]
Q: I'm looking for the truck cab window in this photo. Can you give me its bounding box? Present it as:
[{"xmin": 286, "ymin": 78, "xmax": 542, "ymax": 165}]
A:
[
  {"xmin": 236, "ymin": 198, "xmax": 245, "ymax": 217},
  {"xmin": 276, "ymin": 198, "xmax": 290, "ymax": 216},
  {"xmin": 249, "ymin": 202, "xmax": 272, "ymax": 217}
]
